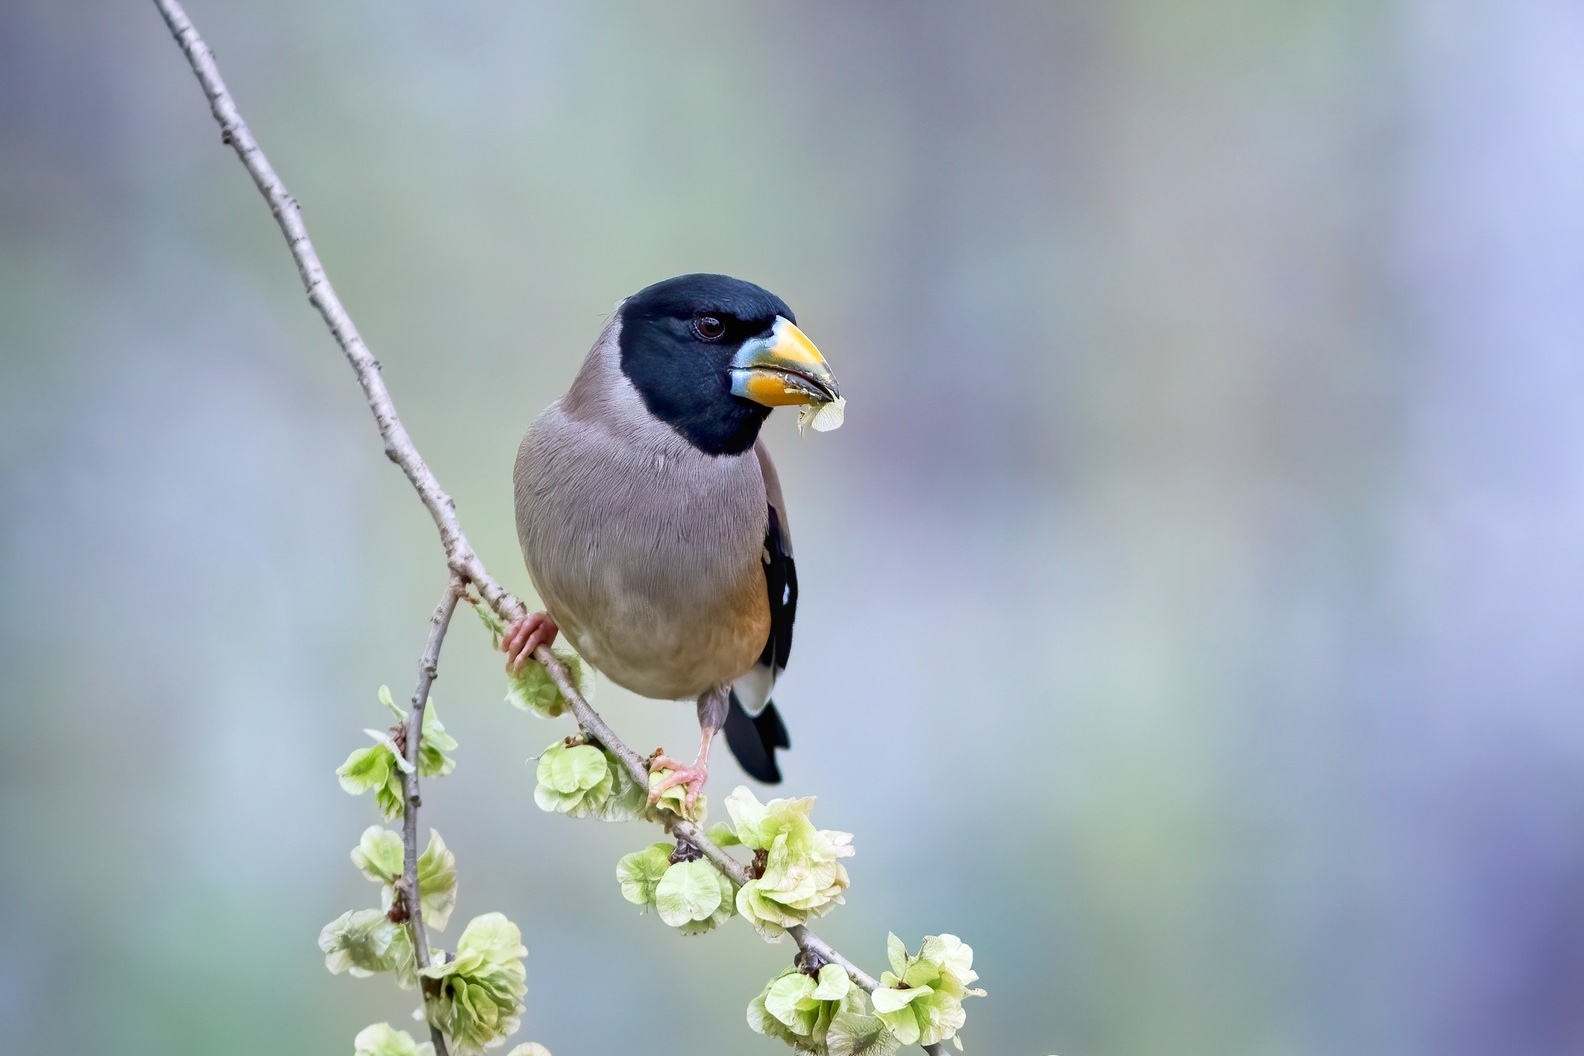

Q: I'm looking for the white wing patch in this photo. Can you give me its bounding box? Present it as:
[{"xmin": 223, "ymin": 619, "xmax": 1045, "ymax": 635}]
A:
[{"xmin": 731, "ymin": 664, "xmax": 776, "ymax": 717}]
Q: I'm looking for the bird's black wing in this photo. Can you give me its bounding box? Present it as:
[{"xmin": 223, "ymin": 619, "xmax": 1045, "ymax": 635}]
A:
[
  {"xmin": 759, "ymin": 503, "xmax": 797, "ymax": 676},
  {"xmin": 724, "ymin": 446, "xmax": 797, "ymax": 782}
]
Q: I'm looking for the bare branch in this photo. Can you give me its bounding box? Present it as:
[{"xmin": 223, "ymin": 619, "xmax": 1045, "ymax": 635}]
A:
[
  {"xmin": 151, "ymin": 0, "xmax": 516, "ymax": 619},
  {"xmin": 400, "ymin": 578, "xmax": 464, "ymax": 1056},
  {"xmin": 153, "ymin": 3, "xmax": 947, "ymax": 1052}
]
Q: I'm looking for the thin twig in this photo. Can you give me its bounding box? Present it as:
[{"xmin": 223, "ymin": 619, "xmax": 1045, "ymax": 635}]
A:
[
  {"xmin": 151, "ymin": 0, "xmax": 515, "ymax": 620},
  {"xmin": 154, "ymin": 4, "xmax": 946, "ymax": 1052},
  {"xmin": 401, "ymin": 578, "xmax": 464, "ymax": 1056}
]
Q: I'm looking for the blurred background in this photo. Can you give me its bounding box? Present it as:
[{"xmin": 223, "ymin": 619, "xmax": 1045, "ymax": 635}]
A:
[{"xmin": 3, "ymin": 2, "xmax": 1583, "ymax": 1054}]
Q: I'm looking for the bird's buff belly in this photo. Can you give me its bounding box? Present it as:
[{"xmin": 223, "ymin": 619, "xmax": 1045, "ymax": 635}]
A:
[{"xmin": 539, "ymin": 559, "xmax": 769, "ymax": 702}]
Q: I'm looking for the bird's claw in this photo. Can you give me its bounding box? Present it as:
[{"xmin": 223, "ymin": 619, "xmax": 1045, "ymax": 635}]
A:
[
  {"xmin": 502, "ymin": 611, "xmax": 558, "ymax": 674},
  {"xmin": 648, "ymin": 754, "xmax": 709, "ymax": 812}
]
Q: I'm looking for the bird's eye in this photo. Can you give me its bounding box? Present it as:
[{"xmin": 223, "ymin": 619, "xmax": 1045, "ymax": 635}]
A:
[{"xmin": 692, "ymin": 315, "xmax": 726, "ymax": 341}]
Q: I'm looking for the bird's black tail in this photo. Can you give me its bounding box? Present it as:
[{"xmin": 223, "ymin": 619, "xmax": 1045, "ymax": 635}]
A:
[{"xmin": 722, "ymin": 691, "xmax": 789, "ymax": 784}]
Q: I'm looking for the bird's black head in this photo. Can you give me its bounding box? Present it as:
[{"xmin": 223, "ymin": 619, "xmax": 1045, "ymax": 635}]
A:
[{"xmin": 617, "ymin": 273, "xmax": 838, "ymax": 456}]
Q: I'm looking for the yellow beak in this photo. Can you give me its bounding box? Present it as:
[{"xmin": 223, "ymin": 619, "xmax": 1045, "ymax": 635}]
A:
[{"xmin": 729, "ymin": 316, "xmax": 840, "ymax": 407}]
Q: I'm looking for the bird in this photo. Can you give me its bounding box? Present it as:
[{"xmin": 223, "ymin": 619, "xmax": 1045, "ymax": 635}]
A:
[{"xmin": 502, "ymin": 273, "xmax": 841, "ymax": 807}]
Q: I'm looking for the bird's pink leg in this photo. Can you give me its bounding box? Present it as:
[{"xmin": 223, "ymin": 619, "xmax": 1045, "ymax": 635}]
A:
[
  {"xmin": 502, "ymin": 611, "xmax": 558, "ymax": 674},
  {"xmin": 649, "ymin": 726, "xmax": 715, "ymax": 812}
]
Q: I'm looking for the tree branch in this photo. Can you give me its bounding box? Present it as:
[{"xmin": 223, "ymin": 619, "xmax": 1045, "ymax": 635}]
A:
[
  {"xmin": 400, "ymin": 578, "xmax": 464, "ymax": 1056},
  {"xmin": 154, "ymin": 3, "xmax": 945, "ymax": 1052},
  {"xmin": 151, "ymin": 0, "xmax": 515, "ymax": 620}
]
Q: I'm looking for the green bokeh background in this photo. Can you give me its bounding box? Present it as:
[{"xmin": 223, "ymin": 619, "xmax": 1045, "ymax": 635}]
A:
[{"xmin": 3, "ymin": 3, "xmax": 1582, "ymax": 1055}]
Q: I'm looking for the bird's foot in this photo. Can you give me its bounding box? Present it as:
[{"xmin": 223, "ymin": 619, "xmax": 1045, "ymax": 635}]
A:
[
  {"xmin": 647, "ymin": 754, "xmax": 709, "ymax": 814},
  {"xmin": 502, "ymin": 611, "xmax": 558, "ymax": 674}
]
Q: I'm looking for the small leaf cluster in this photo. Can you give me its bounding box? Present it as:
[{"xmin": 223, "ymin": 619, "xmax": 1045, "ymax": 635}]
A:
[
  {"xmin": 532, "ymin": 738, "xmax": 645, "ymax": 821},
  {"xmin": 616, "ymin": 842, "xmax": 735, "ymax": 935},
  {"xmin": 749, "ymin": 933, "xmax": 984, "ymax": 1054},
  {"xmin": 337, "ymin": 686, "xmax": 457, "ymax": 818},
  {"xmin": 715, "ymin": 787, "xmax": 853, "ymax": 938},
  {"xmin": 420, "ymin": 913, "xmax": 530, "ymax": 1054},
  {"xmin": 747, "ymin": 963, "xmax": 881, "ymax": 1055},
  {"xmin": 871, "ymin": 934, "xmax": 985, "ymax": 1050}
]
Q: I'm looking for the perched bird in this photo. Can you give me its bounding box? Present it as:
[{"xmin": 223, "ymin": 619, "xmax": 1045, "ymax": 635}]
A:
[{"xmin": 502, "ymin": 274, "xmax": 841, "ymax": 805}]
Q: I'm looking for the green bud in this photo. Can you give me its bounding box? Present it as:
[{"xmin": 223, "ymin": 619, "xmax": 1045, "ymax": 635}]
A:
[
  {"xmin": 506, "ymin": 640, "xmax": 594, "ymax": 718},
  {"xmin": 353, "ymin": 1023, "xmax": 434, "ymax": 1056},
  {"xmin": 419, "ymin": 913, "xmax": 529, "ymax": 1055},
  {"xmin": 871, "ymin": 933, "xmax": 984, "ymax": 1050}
]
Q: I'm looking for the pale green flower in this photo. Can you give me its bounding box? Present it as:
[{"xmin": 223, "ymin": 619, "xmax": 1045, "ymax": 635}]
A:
[
  {"xmin": 723, "ymin": 787, "xmax": 854, "ymax": 937},
  {"xmin": 616, "ymin": 843, "xmax": 674, "ymax": 910},
  {"xmin": 350, "ymin": 826, "xmax": 458, "ymax": 931},
  {"xmin": 419, "ymin": 913, "xmax": 529, "ymax": 1055},
  {"xmin": 747, "ymin": 963, "xmax": 860, "ymax": 1053},
  {"xmin": 654, "ymin": 858, "xmax": 735, "ymax": 935},
  {"xmin": 318, "ymin": 908, "xmax": 413, "ymax": 982},
  {"xmin": 595, "ymin": 749, "xmax": 648, "ymax": 822},
  {"xmin": 506, "ymin": 640, "xmax": 594, "ymax": 718},
  {"xmin": 351, "ymin": 825, "xmax": 405, "ymax": 884},
  {"xmin": 337, "ymin": 730, "xmax": 406, "ymax": 819},
  {"xmin": 353, "ymin": 1023, "xmax": 434, "ymax": 1056},
  {"xmin": 826, "ymin": 1002, "xmax": 901, "ymax": 1056},
  {"xmin": 414, "ymin": 832, "xmax": 460, "ymax": 930},
  {"xmin": 533, "ymin": 740, "xmax": 647, "ymax": 821},
  {"xmin": 871, "ymin": 933, "xmax": 985, "ymax": 1050},
  {"xmin": 533, "ymin": 742, "xmax": 610, "ymax": 815},
  {"xmin": 616, "ymin": 844, "xmax": 734, "ymax": 934},
  {"xmin": 337, "ymin": 687, "xmax": 457, "ymax": 818}
]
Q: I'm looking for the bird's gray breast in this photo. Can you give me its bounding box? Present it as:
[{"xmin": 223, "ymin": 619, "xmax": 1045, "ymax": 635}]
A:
[{"xmin": 514, "ymin": 373, "xmax": 769, "ymax": 701}]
